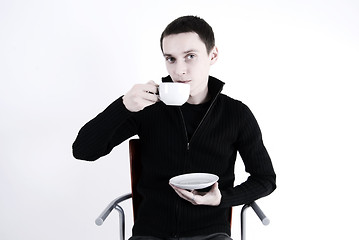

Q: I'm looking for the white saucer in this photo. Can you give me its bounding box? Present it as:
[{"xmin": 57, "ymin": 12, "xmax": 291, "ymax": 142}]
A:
[{"xmin": 169, "ymin": 173, "xmax": 219, "ymax": 190}]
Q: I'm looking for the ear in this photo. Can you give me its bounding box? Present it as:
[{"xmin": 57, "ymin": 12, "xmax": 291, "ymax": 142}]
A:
[{"xmin": 210, "ymin": 46, "xmax": 218, "ymax": 65}]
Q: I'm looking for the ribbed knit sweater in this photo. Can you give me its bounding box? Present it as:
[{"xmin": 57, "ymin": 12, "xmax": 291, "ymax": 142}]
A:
[{"xmin": 72, "ymin": 76, "xmax": 276, "ymax": 238}]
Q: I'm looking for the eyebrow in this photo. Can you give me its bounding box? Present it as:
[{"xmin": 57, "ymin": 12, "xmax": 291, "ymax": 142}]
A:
[{"xmin": 163, "ymin": 49, "xmax": 198, "ymax": 57}]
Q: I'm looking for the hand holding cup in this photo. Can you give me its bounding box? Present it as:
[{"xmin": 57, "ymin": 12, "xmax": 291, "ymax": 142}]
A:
[
  {"xmin": 123, "ymin": 81, "xmax": 190, "ymax": 112},
  {"xmin": 123, "ymin": 80, "xmax": 159, "ymax": 112}
]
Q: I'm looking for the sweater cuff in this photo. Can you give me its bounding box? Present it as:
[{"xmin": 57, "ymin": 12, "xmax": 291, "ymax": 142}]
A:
[{"xmin": 218, "ymin": 189, "xmax": 234, "ymax": 208}]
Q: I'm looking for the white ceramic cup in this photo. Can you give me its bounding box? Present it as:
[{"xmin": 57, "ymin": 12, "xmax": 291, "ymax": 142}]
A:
[{"xmin": 159, "ymin": 82, "xmax": 190, "ymax": 106}]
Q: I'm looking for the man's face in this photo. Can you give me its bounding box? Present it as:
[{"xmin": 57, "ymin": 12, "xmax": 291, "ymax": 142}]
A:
[{"xmin": 162, "ymin": 32, "xmax": 218, "ymax": 101}]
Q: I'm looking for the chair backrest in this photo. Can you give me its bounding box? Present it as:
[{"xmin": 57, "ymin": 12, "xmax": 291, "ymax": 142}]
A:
[{"xmin": 129, "ymin": 138, "xmax": 142, "ymax": 221}]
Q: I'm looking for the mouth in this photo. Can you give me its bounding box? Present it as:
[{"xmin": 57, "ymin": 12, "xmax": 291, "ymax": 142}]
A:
[{"xmin": 175, "ymin": 80, "xmax": 191, "ymax": 84}]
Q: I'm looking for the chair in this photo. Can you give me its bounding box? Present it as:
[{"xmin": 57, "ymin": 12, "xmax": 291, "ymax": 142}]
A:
[{"xmin": 95, "ymin": 139, "xmax": 270, "ymax": 240}]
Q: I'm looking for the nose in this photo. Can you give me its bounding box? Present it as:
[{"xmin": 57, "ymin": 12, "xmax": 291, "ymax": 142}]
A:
[{"xmin": 174, "ymin": 61, "xmax": 187, "ymax": 76}]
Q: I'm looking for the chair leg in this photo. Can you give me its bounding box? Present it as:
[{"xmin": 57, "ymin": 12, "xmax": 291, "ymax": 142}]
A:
[
  {"xmin": 240, "ymin": 204, "xmax": 250, "ymax": 240},
  {"xmin": 115, "ymin": 205, "xmax": 126, "ymax": 240}
]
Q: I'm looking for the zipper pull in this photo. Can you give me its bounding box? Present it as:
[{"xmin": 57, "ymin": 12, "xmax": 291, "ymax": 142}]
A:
[{"xmin": 187, "ymin": 142, "xmax": 190, "ymax": 150}]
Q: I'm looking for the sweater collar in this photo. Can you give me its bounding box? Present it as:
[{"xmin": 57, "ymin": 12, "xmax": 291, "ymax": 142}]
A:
[{"xmin": 161, "ymin": 75, "xmax": 225, "ymax": 100}]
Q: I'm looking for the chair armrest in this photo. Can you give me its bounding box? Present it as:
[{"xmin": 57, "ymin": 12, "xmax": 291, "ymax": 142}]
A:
[
  {"xmin": 250, "ymin": 201, "xmax": 270, "ymax": 225},
  {"xmin": 95, "ymin": 193, "xmax": 132, "ymax": 226},
  {"xmin": 240, "ymin": 201, "xmax": 270, "ymax": 240}
]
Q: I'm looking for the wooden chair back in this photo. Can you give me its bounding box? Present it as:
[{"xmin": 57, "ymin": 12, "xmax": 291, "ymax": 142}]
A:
[{"xmin": 129, "ymin": 139, "xmax": 142, "ymax": 221}]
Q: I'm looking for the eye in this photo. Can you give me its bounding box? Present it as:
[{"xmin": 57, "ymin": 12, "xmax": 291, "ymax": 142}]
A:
[
  {"xmin": 165, "ymin": 57, "xmax": 176, "ymax": 63},
  {"xmin": 186, "ymin": 54, "xmax": 196, "ymax": 60}
]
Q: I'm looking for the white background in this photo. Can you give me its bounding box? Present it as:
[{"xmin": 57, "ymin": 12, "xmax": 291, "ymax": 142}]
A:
[{"xmin": 1, "ymin": 0, "xmax": 358, "ymax": 239}]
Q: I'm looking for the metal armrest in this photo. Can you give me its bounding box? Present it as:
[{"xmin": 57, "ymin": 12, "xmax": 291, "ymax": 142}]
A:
[
  {"xmin": 95, "ymin": 193, "xmax": 132, "ymax": 226},
  {"xmin": 95, "ymin": 196, "xmax": 269, "ymax": 240},
  {"xmin": 240, "ymin": 201, "xmax": 269, "ymax": 240},
  {"xmin": 250, "ymin": 201, "xmax": 270, "ymax": 225}
]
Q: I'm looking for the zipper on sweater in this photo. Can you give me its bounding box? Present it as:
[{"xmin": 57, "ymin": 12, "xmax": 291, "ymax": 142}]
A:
[
  {"xmin": 179, "ymin": 87, "xmax": 223, "ymax": 151},
  {"xmin": 176, "ymin": 111, "xmax": 188, "ymax": 237},
  {"xmin": 179, "ymin": 109, "xmax": 190, "ymax": 150}
]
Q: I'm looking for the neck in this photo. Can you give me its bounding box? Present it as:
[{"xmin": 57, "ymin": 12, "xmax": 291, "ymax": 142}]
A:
[{"xmin": 187, "ymin": 87, "xmax": 210, "ymax": 105}]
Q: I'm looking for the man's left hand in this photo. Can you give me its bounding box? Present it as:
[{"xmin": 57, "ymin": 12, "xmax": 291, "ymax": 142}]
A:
[{"xmin": 170, "ymin": 182, "xmax": 222, "ymax": 206}]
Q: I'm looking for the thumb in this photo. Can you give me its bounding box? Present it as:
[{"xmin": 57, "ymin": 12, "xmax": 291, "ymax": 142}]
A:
[
  {"xmin": 147, "ymin": 80, "xmax": 159, "ymax": 87},
  {"xmin": 212, "ymin": 182, "xmax": 219, "ymax": 191}
]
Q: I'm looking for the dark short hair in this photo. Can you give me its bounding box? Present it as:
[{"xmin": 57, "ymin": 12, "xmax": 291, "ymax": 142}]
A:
[{"xmin": 160, "ymin": 16, "xmax": 215, "ymax": 55}]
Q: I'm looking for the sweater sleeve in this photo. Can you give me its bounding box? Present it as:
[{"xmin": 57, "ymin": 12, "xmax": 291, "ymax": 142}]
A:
[
  {"xmin": 72, "ymin": 96, "xmax": 138, "ymax": 161},
  {"xmin": 219, "ymin": 103, "xmax": 276, "ymax": 207}
]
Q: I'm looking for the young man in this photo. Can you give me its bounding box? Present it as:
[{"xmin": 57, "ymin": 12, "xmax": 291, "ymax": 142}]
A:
[{"xmin": 73, "ymin": 16, "xmax": 276, "ymax": 239}]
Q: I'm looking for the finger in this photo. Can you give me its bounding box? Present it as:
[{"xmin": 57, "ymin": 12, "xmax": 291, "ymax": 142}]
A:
[
  {"xmin": 147, "ymin": 80, "xmax": 159, "ymax": 87},
  {"xmin": 132, "ymin": 98, "xmax": 157, "ymax": 111},
  {"xmin": 206, "ymin": 183, "xmax": 219, "ymax": 197},
  {"xmin": 171, "ymin": 185, "xmax": 197, "ymax": 203},
  {"xmin": 144, "ymin": 82, "xmax": 159, "ymax": 94},
  {"xmin": 182, "ymin": 190, "xmax": 199, "ymax": 204},
  {"xmin": 172, "ymin": 186, "xmax": 190, "ymax": 198},
  {"xmin": 140, "ymin": 98, "xmax": 158, "ymax": 108},
  {"xmin": 173, "ymin": 188, "xmax": 189, "ymax": 200},
  {"xmin": 135, "ymin": 83, "xmax": 158, "ymax": 101},
  {"xmin": 141, "ymin": 91, "xmax": 159, "ymax": 102}
]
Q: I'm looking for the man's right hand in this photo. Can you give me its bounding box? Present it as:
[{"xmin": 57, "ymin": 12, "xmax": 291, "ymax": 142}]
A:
[{"xmin": 123, "ymin": 80, "xmax": 159, "ymax": 112}]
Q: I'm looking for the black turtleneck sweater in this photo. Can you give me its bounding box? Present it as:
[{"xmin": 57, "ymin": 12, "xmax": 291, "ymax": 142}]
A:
[
  {"xmin": 72, "ymin": 76, "xmax": 276, "ymax": 238},
  {"xmin": 181, "ymin": 101, "xmax": 211, "ymax": 141}
]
